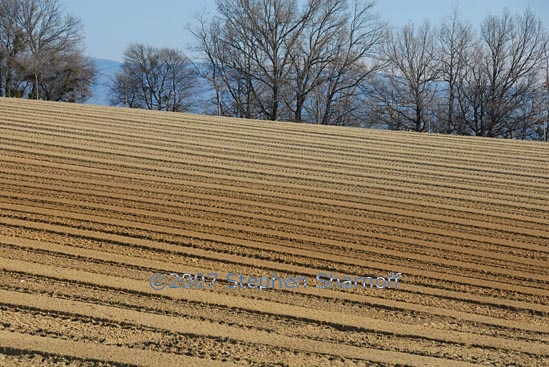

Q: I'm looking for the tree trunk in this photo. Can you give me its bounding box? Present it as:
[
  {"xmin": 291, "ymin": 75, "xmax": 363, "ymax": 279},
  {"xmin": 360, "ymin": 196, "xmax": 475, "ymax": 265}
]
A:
[{"xmin": 35, "ymin": 71, "xmax": 39, "ymax": 100}]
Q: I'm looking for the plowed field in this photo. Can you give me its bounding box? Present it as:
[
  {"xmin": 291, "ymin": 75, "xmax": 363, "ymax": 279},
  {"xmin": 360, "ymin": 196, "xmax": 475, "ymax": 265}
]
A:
[{"xmin": 0, "ymin": 97, "xmax": 547, "ymax": 367}]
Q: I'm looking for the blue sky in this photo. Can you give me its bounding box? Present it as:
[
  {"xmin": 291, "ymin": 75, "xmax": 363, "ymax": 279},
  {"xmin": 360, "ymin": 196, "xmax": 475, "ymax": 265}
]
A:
[{"xmin": 63, "ymin": 0, "xmax": 549, "ymax": 62}]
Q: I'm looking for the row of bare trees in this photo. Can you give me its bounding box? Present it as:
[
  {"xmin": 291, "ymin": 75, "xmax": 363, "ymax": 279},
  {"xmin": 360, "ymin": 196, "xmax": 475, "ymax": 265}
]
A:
[
  {"xmin": 6, "ymin": 0, "xmax": 543, "ymax": 140},
  {"xmin": 188, "ymin": 0, "xmax": 548, "ymax": 139},
  {"xmin": 367, "ymin": 7, "xmax": 548, "ymax": 139},
  {"xmin": 0, "ymin": 0, "xmax": 95, "ymax": 102}
]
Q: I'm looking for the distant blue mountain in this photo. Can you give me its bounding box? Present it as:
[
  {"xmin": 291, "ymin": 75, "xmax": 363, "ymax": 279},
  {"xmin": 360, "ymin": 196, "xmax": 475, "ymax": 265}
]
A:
[{"xmin": 86, "ymin": 57, "xmax": 122, "ymax": 106}]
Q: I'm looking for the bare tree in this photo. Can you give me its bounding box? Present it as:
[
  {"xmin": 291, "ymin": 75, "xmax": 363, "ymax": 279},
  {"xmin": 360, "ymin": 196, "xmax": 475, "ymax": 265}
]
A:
[
  {"xmin": 286, "ymin": 0, "xmax": 346, "ymax": 122},
  {"xmin": 193, "ymin": 15, "xmax": 254, "ymax": 118},
  {"xmin": 193, "ymin": 14, "xmax": 265, "ymax": 118},
  {"xmin": 110, "ymin": 70, "xmax": 137, "ymax": 108},
  {"xmin": 522, "ymin": 38, "xmax": 549, "ymax": 141},
  {"xmin": 18, "ymin": 0, "xmax": 86, "ymax": 100},
  {"xmin": 202, "ymin": 0, "xmax": 308, "ymax": 121},
  {"xmin": 39, "ymin": 51, "xmax": 96, "ymax": 101},
  {"xmin": 371, "ymin": 21, "xmax": 439, "ymax": 132},
  {"xmin": 437, "ymin": 6, "xmax": 473, "ymax": 133},
  {"xmin": 0, "ymin": 0, "xmax": 26, "ymax": 97},
  {"xmin": 110, "ymin": 43, "xmax": 196, "ymax": 112},
  {"xmin": 0, "ymin": 0, "xmax": 95, "ymax": 101},
  {"xmin": 304, "ymin": 0, "xmax": 385, "ymax": 125},
  {"xmin": 191, "ymin": 14, "xmax": 224, "ymax": 116},
  {"xmin": 453, "ymin": 42, "xmax": 487, "ymax": 135},
  {"xmin": 456, "ymin": 9, "xmax": 547, "ymax": 137}
]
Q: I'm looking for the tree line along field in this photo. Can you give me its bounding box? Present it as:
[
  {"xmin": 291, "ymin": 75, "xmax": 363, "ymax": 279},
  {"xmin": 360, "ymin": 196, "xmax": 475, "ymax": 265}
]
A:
[{"xmin": 0, "ymin": 97, "xmax": 547, "ymax": 367}]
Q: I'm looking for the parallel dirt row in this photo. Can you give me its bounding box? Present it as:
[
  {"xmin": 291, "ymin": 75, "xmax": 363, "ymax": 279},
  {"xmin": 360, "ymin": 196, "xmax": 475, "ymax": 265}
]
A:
[{"xmin": 0, "ymin": 98, "xmax": 548, "ymax": 366}]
